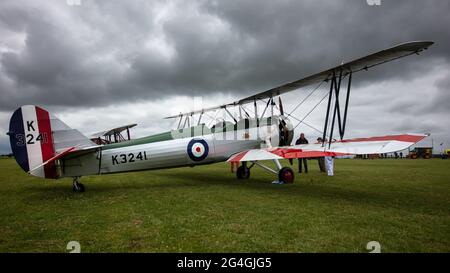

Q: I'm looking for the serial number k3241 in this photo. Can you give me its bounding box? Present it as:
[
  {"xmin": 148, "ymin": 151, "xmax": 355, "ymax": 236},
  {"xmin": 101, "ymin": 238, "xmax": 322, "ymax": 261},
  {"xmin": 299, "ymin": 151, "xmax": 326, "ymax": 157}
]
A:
[{"xmin": 112, "ymin": 151, "xmax": 148, "ymax": 165}]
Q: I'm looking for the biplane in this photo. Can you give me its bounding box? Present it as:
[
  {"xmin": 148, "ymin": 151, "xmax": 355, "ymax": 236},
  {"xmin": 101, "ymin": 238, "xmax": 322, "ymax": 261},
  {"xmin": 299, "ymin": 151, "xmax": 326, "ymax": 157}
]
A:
[
  {"xmin": 7, "ymin": 41, "xmax": 433, "ymax": 192},
  {"xmin": 90, "ymin": 124, "xmax": 137, "ymax": 145}
]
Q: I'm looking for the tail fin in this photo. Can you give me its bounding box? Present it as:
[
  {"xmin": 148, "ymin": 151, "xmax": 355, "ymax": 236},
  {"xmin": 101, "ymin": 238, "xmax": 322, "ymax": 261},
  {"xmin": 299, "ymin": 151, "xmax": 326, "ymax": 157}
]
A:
[{"xmin": 8, "ymin": 105, "xmax": 94, "ymax": 179}]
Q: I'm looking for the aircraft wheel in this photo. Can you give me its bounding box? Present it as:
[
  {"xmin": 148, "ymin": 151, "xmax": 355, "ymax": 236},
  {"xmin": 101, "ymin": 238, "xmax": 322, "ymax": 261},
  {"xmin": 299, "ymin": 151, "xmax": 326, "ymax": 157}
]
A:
[
  {"xmin": 236, "ymin": 165, "xmax": 250, "ymax": 179},
  {"xmin": 278, "ymin": 167, "xmax": 294, "ymax": 184},
  {"xmin": 72, "ymin": 182, "xmax": 85, "ymax": 193}
]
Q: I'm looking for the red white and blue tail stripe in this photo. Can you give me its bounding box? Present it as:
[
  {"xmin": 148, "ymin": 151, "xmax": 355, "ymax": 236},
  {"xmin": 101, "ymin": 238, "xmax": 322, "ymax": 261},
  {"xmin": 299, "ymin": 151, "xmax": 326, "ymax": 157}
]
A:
[
  {"xmin": 8, "ymin": 105, "xmax": 96, "ymax": 179},
  {"xmin": 9, "ymin": 105, "xmax": 57, "ymax": 178}
]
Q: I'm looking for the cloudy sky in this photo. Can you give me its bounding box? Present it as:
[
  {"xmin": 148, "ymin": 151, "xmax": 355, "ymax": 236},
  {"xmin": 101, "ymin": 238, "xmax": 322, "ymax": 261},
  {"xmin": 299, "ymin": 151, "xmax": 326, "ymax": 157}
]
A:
[{"xmin": 0, "ymin": 0, "xmax": 449, "ymax": 154}]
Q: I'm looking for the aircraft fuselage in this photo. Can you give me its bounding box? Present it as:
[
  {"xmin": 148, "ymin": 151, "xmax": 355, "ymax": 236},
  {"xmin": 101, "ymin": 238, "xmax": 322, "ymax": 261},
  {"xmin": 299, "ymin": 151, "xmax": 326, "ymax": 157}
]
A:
[{"xmin": 59, "ymin": 116, "xmax": 290, "ymax": 178}]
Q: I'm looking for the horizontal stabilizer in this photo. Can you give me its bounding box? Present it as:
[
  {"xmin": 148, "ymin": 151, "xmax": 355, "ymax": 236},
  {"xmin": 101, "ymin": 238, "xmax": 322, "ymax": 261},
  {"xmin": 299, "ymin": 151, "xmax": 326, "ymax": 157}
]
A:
[{"xmin": 28, "ymin": 146, "xmax": 76, "ymax": 174}]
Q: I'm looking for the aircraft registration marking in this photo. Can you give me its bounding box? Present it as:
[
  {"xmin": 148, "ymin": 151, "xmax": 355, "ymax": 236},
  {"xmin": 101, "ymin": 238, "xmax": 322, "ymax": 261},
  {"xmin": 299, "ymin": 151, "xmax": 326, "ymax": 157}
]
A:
[{"xmin": 112, "ymin": 151, "xmax": 148, "ymax": 165}]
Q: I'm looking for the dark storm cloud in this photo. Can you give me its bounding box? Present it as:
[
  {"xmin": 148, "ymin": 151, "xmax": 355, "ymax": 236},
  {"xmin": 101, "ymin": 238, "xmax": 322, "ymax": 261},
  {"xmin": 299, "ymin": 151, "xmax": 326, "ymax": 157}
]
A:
[
  {"xmin": 200, "ymin": 0, "xmax": 450, "ymax": 91},
  {"xmin": 0, "ymin": 0, "xmax": 449, "ymax": 111},
  {"xmin": 430, "ymin": 74, "xmax": 450, "ymax": 112}
]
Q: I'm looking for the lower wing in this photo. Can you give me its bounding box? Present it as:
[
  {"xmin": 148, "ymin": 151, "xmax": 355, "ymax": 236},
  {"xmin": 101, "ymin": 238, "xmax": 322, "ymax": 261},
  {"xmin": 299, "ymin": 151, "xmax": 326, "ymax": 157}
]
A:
[{"xmin": 227, "ymin": 134, "xmax": 427, "ymax": 162}]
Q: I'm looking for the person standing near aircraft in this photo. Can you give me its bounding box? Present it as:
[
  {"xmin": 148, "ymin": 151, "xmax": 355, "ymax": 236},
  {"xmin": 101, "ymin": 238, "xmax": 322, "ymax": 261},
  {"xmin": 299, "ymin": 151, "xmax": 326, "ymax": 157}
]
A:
[
  {"xmin": 325, "ymin": 156, "xmax": 334, "ymax": 176},
  {"xmin": 321, "ymin": 136, "xmax": 334, "ymax": 176},
  {"xmin": 296, "ymin": 133, "xmax": 309, "ymax": 173},
  {"xmin": 316, "ymin": 137, "xmax": 326, "ymax": 173}
]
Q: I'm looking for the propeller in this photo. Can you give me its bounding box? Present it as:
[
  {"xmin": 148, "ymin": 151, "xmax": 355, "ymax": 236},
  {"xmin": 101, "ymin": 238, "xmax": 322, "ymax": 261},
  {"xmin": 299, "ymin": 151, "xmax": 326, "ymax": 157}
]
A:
[
  {"xmin": 278, "ymin": 96, "xmax": 289, "ymax": 146},
  {"xmin": 278, "ymin": 97, "xmax": 284, "ymax": 116}
]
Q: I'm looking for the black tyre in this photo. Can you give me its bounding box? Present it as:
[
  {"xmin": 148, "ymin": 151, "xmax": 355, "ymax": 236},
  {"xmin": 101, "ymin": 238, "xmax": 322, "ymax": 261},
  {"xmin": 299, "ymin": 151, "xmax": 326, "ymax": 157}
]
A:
[
  {"xmin": 236, "ymin": 165, "xmax": 250, "ymax": 179},
  {"xmin": 278, "ymin": 167, "xmax": 294, "ymax": 184}
]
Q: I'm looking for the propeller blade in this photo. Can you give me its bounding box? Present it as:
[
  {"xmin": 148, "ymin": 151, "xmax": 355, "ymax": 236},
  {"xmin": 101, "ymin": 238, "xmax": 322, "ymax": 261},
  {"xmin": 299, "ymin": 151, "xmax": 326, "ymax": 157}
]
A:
[{"xmin": 278, "ymin": 97, "xmax": 284, "ymax": 116}]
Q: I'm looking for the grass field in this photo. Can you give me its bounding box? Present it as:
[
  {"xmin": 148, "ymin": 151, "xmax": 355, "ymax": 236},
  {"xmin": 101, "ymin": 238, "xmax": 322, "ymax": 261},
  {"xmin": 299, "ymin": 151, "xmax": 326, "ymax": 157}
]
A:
[{"xmin": 0, "ymin": 157, "xmax": 449, "ymax": 253}]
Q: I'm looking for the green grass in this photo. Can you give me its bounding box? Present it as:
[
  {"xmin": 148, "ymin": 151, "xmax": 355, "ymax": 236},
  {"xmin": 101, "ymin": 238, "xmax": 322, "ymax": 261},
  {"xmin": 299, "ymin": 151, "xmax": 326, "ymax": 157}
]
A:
[{"xmin": 0, "ymin": 157, "xmax": 449, "ymax": 253}]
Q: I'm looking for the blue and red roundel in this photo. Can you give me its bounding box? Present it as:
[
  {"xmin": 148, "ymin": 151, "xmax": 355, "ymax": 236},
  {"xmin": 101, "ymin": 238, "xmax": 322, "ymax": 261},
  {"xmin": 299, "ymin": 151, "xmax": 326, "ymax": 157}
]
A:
[{"xmin": 187, "ymin": 139, "xmax": 209, "ymax": 162}]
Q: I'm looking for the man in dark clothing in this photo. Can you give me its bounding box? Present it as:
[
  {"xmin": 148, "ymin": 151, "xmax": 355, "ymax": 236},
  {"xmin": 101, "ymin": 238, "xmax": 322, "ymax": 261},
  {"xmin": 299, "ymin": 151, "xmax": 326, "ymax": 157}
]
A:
[
  {"xmin": 316, "ymin": 137, "xmax": 326, "ymax": 173},
  {"xmin": 296, "ymin": 133, "xmax": 309, "ymax": 173}
]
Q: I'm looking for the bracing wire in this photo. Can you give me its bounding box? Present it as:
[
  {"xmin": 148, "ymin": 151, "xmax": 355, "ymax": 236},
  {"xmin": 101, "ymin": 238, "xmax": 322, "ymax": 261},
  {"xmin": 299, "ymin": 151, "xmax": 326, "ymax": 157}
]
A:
[
  {"xmin": 207, "ymin": 109, "xmax": 221, "ymax": 127},
  {"xmin": 293, "ymin": 90, "xmax": 330, "ymax": 130},
  {"xmin": 287, "ymin": 80, "xmax": 326, "ymax": 117},
  {"xmin": 289, "ymin": 115, "xmax": 324, "ymax": 135}
]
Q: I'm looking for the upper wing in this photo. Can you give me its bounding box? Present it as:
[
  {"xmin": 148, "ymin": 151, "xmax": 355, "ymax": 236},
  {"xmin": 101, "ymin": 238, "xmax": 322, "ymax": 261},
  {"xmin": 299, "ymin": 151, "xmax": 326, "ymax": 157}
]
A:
[
  {"xmin": 237, "ymin": 41, "xmax": 433, "ymax": 104},
  {"xmin": 166, "ymin": 41, "xmax": 434, "ymax": 119},
  {"xmin": 227, "ymin": 134, "xmax": 427, "ymax": 162}
]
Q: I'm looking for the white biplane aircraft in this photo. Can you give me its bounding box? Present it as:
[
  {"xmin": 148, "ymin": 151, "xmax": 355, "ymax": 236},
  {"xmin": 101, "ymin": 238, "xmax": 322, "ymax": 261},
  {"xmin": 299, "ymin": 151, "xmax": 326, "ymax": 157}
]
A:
[{"xmin": 8, "ymin": 41, "xmax": 433, "ymax": 192}]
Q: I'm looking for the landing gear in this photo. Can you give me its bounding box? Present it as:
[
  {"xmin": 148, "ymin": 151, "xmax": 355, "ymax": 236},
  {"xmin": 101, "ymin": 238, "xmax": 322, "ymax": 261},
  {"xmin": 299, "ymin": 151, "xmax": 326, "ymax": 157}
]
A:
[
  {"xmin": 278, "ymin": 167, "xmax": 294, "ymax": 184},
  {"xmin": 72, "ymin": 177, "xmax": 85, "ymax": 193},
  {"xmin": 236, "ymin": 164, "xmax": 250, "ymax": 179},
  {"xmin": 240, "ymin": 160, "xmax": 295, "ymax": 184}
]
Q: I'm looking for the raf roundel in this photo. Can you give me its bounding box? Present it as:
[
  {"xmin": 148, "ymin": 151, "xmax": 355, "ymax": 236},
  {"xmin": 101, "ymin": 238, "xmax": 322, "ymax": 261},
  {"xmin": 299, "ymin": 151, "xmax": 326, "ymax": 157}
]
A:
[{"xmin": 187, "ymin": 139, "xmax": 209, "ymax": 162}]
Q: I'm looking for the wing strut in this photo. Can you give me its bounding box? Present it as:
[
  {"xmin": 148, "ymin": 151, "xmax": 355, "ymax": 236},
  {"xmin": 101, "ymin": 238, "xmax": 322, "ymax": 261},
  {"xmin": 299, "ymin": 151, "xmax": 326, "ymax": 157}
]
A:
[
  {"xmin": 224, "ymin": 107, "xmax": 238, "ymax": 123},
  {"xmin": 197, "ymin": 111, "xmax": 204, "ymax": 125},
  {"xmin": 260, "ymin": 97, "xmax": 272, "ymax": 119},
  {"xmin": 322, "ymin": 69, "xmax": 353, "ymax": 147},
  {"xmin": 254, "ymin": 99, "xmax": 259, "ymax": 127},
  {"xmin": 342, "ymin": 72, "xmax": 353, "ymax": 138},
  {"xmin": 177, "ymin": 114, "xmax": 183, "ymax": 129},
  {"xmin": 322, "ymin": 72, "xmax": 335, "ymax": 146}
]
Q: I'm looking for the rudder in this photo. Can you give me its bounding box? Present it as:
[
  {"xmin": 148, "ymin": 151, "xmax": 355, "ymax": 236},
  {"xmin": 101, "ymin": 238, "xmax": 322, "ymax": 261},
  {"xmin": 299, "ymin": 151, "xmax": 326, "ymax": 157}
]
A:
[{"xmin": 8, "ymin": 105, "xmax": 57, "ymax": 179}]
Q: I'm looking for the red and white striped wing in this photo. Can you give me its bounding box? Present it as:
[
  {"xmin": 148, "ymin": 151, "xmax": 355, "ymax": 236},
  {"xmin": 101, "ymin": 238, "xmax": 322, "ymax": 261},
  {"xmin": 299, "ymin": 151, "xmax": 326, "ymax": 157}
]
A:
[
  {"xmin": 227, "ymin": 134, "xmax": 427, "ymax": 162},
  {"xmin": 316, "ymin": 134, "xmax": 427, "ymax": 155},
  {"xmin": 228, "ymin": 149, "xmax": 284, "ymax": 162}
]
